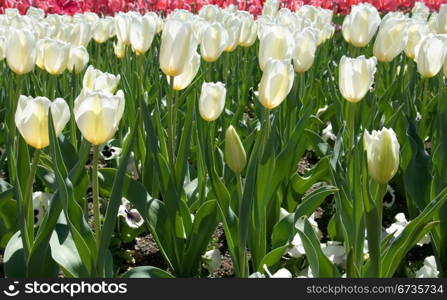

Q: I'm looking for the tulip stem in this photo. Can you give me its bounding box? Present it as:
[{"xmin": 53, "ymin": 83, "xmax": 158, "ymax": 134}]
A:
[
  {"xmin": 92, "ymin": 145, "xmax": 101, "ymax": 249},
  {"xmin": 70, "ymin": 72, "xmax": 78, "ymax": 149},
  {"xmin": 261, "ymin": 108, "xmax": 271, "ymax": 156},
  {"xmin": 236, "ymin": 174, "xmax": 243, "ymax": 203},
  {"xmin": 167, "ymin": 76, "xmax": 176, "ymax": 177},
  {"xmin": 24, "ymin": 149, "xmax": 40, "ymax": 251},
  {"xmin": 347, "ymin": 102, "xmax": 357, "ymax": 152}
]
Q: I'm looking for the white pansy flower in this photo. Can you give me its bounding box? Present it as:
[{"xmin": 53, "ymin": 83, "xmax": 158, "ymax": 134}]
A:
[
  {"xmin": 202, "ymin": 249, "xmax": 221, "ymax": 274},
  {"xmin": 118, "ymin": 198, "xmax": 144, "ymax": 228},
  {"xmin": 385, "ymin": 213, "xmax": 430, "ymax": 246},
  {"xmin": 415, "ymin": 256, "xmax": 439, "ymax": 278}
]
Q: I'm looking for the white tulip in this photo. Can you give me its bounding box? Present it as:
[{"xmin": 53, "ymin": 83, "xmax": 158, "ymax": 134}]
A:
[
  {"xmin": 293, "ymin": 28, "xmax": 318, "ymax": 73},
  {"xmin": 129, "ymin": 14, "xmax": 157, "ymax": 55},
  {"xmin": 435, "ymin": 4, "xmax": 447, "ymax": 33},
  {"xmin": 373, "ymin": 14, "xmax": 408, "ymax": 62},
  {"xmin": 74, "ymin": 90, "xmax": 125, "ymax": 145},
  {"xmin": 199, "ymin": 5, "xmax": 223, "ymax": 23},
  {"xmin": 70, "ymin": 21, "xmax": 92, "ymax": 47},
  {"xmin": 114, "ymin": 41, "xmax": 126, "ymax": 59},
  {"xmin": 262, "ymin": 0, "xmax": 280, "ymax": 18},
  {"xmin": 15, "ymin": 96, "xmax": 70, "ymax": 149},
  {"xmin": 415, "ymin": 34, "xmax": 447, "ymax": 78},
  {"xmin": 6, "ymin": 28, "xmax": 37, "ymax": 75},
  {"xmin": 67, "ymin": 45, "xmax": 89, "ymax": 74},
  {"xmin": 40, "ymin": 38, "xmax": 70, "ymax": 75},
  {"xmin": 363, "ymin": 128, "xmax": 400, "ymax": 184},
  {"xmin": 159, "ymin": 19, "xmax": 197, "ymax": 77},
  {"xmin": 198, "ymin": 82, "xmax": 226, "ymax": 121},
  {"xmin": 200, "ymin": 23, "xmax": 229, "ymax": 62},
  {"xmin": 405, "ymin": 20, "xmax": 430, "ymax": 59},
  {"xmin": 115, "ymin": 12, "xmax": 131, "ymax": 45},
  {"xmin": 83, "ymin": 65, "xmax": 121, "ymax": 94},
  {"xmin": 237, "ymin": 12, "xmax": 257, "ymax": 47},
  {"xmin": 93, "ymin": 18, "xmax": 113, "ymax": 43},
  {"xmin": 167, "ymin": 52, "xmax": 200, "ymax": 91},
  {"xmin": 412, "ymin": 2, "xmax": 430, "ymax": 21},
  {"xmin": 339, "ymin": 55, "xmax": 377, "ymax": 103},
  {"xmin": 223, "ymin": 15, "xmax": 241, "ymax": 52},
  {"xmin": 342, "ymin": 3, "xmax": 381, "ymax": 47},
  {"xmin": 258, "ymin": 25, "xmax": 294, "ymax": 71},
  {"xmin": 258, "ymin": 59, "xmax": 294, "ymax": 109}
]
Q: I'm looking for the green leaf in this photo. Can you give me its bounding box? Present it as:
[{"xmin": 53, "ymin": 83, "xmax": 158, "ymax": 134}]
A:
[
  {"xmin": 49, "ymin": 213, "xmax": 88, "ymax": 278},
  {"xmin": 402, "ymin": 116, "xmax": 431, "ymax": 211},
  {"xmin": 257, "ymin": 245, "xmax": 289, "ymax": 273},
  {"xmin": 296, "ymin": 217, "xmax": 340, "ymax": 278},
  {"xmin": 182, "ymin": 200, "xmax": 218, "ymax": 276},
  {"xmin": 97, "ymin": 112, "xmax": 140, "ymax": 277},
  {"xmin": 120, "ymin": 266, "xmax": 174, "ymax": 278},
  {"xmin": 381, "ymin": 186, "xmax": 447, "ymax": 277},
  {"xmin": 4, "ymin": 231, "xmax": 26, "ymax": 278}
]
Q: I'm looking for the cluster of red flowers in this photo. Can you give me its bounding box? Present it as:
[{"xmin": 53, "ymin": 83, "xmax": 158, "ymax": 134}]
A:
[{"xmin": 1, "ymin": 0, "xmax": 447, "ymax": 16}]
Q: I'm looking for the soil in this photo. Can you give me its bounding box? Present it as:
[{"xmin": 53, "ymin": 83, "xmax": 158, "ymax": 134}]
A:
[
  {"xmin": 0, "ymin": 249, "xmax": 3, "ymax": 278},
  {"xmin": 114, "ymin": 223, "xmax": 234, "ymax": 278}
]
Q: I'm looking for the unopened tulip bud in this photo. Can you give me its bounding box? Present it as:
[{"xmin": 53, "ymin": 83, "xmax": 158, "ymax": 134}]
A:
[
  {"xmin": 339, "ymin": 55, "xmax": 377, "ymax": 103},
  {"xmin": 199, "ymin": 82, "xmax": 226, "ymax": 121},
  {"xmin": 225, "ymin": 125, "xmax": 246, "ymax": 174},
  {"xmin": 15, "ymin": 96, "xmax": 70, "ymax": 149},
  {"xmin": 364, "ymin": 128, "xmax": 400, "ymax": 184}
]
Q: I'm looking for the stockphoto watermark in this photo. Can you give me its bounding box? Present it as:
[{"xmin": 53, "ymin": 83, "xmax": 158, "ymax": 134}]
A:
[{"xmin": 1, "ymin": 280, "xmax": 127, "ymax": 298}]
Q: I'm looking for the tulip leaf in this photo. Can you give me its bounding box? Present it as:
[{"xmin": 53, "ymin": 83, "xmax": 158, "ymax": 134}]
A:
[
  {"xmin": 257, "ymin": 245, "xmax": 289, "ymax": 273},
  {"xmin": 402, "ymin": 116, "xmax": 431, "ymax": 211},
  {"xmin": 182, "ymin": 200, "xmax": 218, "ymax": 276},
  {"xmin": 292, "ymin": 156, "xmax": 332, "ymax": 195},
  {"xmin": 296, "ymin": 217, "xmax": 339, "ymax": 278},
  {"xmin": 48, "ymin": 113, "xmax": 96, "ymax": 275},
  {"xmin": 270, "ymin": 185, "xmax": 337, "ymax": 249},
  {"xmin": 49, "ymin": 213, "xmax": 89, "ymax": 278},
  {"xmin": 97, "ymin": 112, "xmax": 140, "ymax": 277},
  {"xmin": 121, "ymin": 266, "xmax": 174, "ymax": 278},
  {"xmin": 4, "ymin": 231, "xmax": 26, "ymax": 278},
  {"xmin": 380, "ymin": 186, "xmax": 447, "ymax": 277}
]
